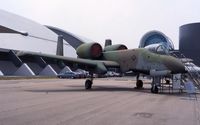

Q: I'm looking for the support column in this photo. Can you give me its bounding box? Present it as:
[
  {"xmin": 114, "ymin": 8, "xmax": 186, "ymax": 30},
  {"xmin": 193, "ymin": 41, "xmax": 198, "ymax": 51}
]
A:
[
  {"xmin": 34, "ymin": 56, "xmax": 47, "ymax": 68},
  {"xmin": 14, "ymin": 63, "xmax": 35, "ymax": 76},
  {"xmin": 0, "ymin": 70, "xmax": 4, "ymax": 76},
  {"xmin": 39, "ymin": 65, "xmax": 57, "ymax": 76},
  {"xmin": 9, "ymin": 50, "xmax": 35, "ymax": 76},
  {"xmin": 8, "ymin": 50, "xmax": 23, "ymax": 67},
  {"xmin": 60, "ymin": 66, "xmax": 72, "ymax": 73},
  {"xmin": 56, "ymin": 35, "xmax": 64, "ymax": 56}
]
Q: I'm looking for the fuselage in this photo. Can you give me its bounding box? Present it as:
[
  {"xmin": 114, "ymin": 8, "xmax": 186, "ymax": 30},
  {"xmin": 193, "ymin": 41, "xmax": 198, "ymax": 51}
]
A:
[{"xmin": 103, "ymin": 48, "xmax": 185, "ymax": 75}]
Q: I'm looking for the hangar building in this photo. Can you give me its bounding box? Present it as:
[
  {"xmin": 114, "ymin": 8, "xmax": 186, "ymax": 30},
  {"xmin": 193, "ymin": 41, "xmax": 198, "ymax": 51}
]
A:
[
  {"xmin": 0, "ymin": 9, "xmax": 90, "ymax": 76},
  {"xmin": 179, "ymin": 23, "xmax": 200, "ymax": 66}
]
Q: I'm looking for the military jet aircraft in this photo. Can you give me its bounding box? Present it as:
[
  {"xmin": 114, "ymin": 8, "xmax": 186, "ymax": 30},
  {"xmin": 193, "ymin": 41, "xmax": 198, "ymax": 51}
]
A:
[
  {"xmin": 1, "ymin": 24, "xmax": 186, "ymax": 93},
  {"xmin": 17, "ymin": 40, "xmax": 186, "ymax": 93}
]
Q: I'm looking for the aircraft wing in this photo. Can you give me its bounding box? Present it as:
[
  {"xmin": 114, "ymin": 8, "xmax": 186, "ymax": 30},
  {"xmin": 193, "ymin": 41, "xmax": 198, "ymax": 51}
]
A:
[{"xmin": 16, "ymin": 51, "xmax": 120, "ymax": 74}]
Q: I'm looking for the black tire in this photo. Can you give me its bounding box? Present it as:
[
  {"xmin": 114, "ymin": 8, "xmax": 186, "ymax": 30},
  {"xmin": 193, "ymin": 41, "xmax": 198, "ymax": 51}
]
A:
[
  {"xmin": 136, "ymin": 80, "xmax": 143, "ymax": 89},
  {"xmin": 85, "ymin": 79, "xmax": 92, "ymax": 89}
]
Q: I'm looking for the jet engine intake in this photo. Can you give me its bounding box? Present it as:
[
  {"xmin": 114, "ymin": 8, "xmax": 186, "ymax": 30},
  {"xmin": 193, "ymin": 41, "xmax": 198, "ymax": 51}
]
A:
[{"xmin": 76, "ymin": 43, "xmax": 103, "ymax": 59}]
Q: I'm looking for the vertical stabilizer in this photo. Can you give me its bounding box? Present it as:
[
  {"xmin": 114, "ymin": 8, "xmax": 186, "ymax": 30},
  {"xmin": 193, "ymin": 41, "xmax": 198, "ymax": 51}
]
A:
[
  {"xmin": 56, "ymin": 35, "xmax": 64, "ymax": 56},
  {"xmin": 105, "ymin": 39, "xmax": 112, "ymax": 47}
]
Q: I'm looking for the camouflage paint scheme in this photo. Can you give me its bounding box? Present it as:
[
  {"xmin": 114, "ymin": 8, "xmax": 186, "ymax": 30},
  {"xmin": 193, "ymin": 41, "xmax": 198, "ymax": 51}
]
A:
[
  {"xmin": 103, "ymin": 48, "xmax": 185, "ymax": 75},
  {"xmin": 17, "ymin": 47, "xmax": 185, "ymax": 76}
]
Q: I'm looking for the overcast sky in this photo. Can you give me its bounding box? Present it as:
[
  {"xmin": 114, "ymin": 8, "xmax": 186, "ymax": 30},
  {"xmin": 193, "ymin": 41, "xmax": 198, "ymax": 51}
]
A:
[{"xmin": 0, "ymin": 0, "xmax": 200, "ymax": 49}]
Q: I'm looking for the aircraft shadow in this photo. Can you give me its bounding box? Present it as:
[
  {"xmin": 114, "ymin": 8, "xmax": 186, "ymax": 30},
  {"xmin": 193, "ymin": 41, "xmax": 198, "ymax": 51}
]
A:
[
  {"xmin": 24, "ymin": 85, "xmax": 199, "ymax": 98},
  {"xmin": 25, "ymin": 86, "xmax": 149, "ymax": 93}
]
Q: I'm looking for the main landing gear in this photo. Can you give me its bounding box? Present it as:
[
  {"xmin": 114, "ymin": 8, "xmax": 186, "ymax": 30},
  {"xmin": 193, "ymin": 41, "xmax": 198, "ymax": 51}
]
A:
[
  {"xmin": 85, "ymin": 79, "xmax": 93, "ymax": 89},
  {"xmin": 136, "ymin": 80, "xmax": 143, "ymax": 89},
  {"xmin": 136, "ymin": 74, "xmax": 159, "ymax": 93},
  {"xmin": 85, "ymin": 74, "xmax": 93, "ymax": 90},
  {"xmin": 151, "ymin": 77, "xmax": 160, "ymax": 93},
  {"xmin": 136, "ymin": 74, "xmax": 143, "ymax": 89}
]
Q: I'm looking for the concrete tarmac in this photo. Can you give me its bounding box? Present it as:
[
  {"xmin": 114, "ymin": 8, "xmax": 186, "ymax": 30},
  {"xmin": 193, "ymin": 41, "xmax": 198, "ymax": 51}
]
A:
[{"xmin": 0, "ymin": 78, "xmax": 200, "ymax": 125}]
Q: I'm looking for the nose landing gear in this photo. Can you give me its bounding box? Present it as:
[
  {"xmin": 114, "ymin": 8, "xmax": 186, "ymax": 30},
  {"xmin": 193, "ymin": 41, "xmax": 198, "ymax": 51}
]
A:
[
  {"xmin": 151, "ymin": 76, "xmax": 160, "ymax": 93},
  {"xmin": 136, "ymin": 74, "xmax": 143, "ymax": 89},
  {"xmin": 85, "ymin": 73, "xmax": 93, "ymax": 90},
  {"xmin": 151, "ymin": 85, "xmax": 158, "ymax": 93}
]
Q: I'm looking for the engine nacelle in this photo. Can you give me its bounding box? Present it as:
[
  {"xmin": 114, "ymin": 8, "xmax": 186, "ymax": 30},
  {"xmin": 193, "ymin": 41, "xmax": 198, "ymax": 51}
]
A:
[
  {"xmin": 104, "ymin": 44, "xmax": 127, "ymax": 52},
  {"xmin": 76, "ymin": 42, "xmax": 103, "ymax": 59},
  {"xmin": 150, "ymin": 70, "xmax": 171, "ymax": 76}
]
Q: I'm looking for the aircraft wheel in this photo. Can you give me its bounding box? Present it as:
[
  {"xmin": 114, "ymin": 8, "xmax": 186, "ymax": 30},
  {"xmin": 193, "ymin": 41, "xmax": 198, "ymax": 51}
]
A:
[
  {"xmin": 151, "ymin": 85, "xmax": 158, "ymax": 93},
  {"xmin": 136, "ymin": 80, "xmax": 143, "ymax": 89},
  {"xmin": 85, "ymin": 79, "xmax": 93, "ymax": 89}
]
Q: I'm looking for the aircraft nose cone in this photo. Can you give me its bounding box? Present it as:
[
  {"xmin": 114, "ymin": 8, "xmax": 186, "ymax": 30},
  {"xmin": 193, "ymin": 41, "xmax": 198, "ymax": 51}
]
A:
[
  {"xmin": 174, "ymin": 61, "xmax": 186, "ymax": 73},
  {"xmin": 164, "ymin": 56, "xmax": 186, "ymax": 73}
]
